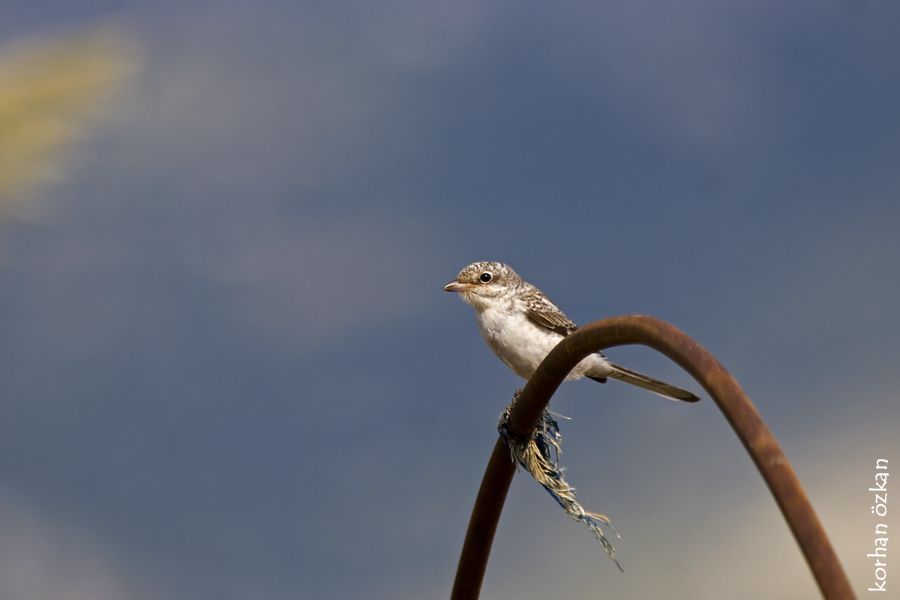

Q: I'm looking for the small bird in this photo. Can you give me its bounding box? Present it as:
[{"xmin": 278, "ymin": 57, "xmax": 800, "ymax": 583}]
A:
[{"xmin": 444, "ymin": 261, "xmax": 699, "ymax": 402}]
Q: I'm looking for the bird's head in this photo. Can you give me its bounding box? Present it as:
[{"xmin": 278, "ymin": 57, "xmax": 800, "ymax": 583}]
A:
[{"xmin": 443, "ymin": 261, "xmax": 522, "ymax": 308}]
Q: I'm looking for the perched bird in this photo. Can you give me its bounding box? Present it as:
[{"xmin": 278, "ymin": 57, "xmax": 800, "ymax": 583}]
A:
[{"xmin": 444, "ymin": 261, "xmax": 699, "ymax": 402}]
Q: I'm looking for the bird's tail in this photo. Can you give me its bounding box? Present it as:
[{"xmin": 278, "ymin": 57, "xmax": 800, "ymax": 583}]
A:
[{"xmin": 605, "ymin": 363, "xmax": 699, "ymax": 402}]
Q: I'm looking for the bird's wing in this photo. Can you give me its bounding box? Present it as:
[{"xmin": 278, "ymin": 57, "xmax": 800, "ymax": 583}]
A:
[
  {"xmin": 523, "ymin": 289, "xmax": 577, "ymax": 336},
  {"xmin": 522, "ymin": 286, "xmax": 610, "ymax": 379}
]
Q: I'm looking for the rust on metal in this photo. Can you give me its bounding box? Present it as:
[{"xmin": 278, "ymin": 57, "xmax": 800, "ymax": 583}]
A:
[{"xmin": 451, "ymin": 315, "xmax": 855, "ymax": 600}]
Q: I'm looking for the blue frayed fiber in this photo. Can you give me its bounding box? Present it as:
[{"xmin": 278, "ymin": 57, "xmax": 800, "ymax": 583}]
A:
[{"xmin": 498, "ymin": 393, "xmax": 623, "ymax": 571}]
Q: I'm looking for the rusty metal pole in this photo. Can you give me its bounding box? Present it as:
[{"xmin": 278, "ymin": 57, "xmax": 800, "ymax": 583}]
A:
[{"xmin": 451, "ymin": 315, "xmax": 854, "ymax": 600}]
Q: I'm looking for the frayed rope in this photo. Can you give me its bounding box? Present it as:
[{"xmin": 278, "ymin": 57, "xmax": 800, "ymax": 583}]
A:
[{"xmin": 498, "ymin": 391, "xmax": 623, "ymax": 571}]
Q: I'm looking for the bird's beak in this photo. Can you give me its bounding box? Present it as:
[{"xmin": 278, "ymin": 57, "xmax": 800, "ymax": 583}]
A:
[{"xmin": 443, "ymin": 280, "xmax": 473, "ymax": 293}]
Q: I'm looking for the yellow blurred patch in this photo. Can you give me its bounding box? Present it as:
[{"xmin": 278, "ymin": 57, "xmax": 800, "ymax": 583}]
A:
[{"xmin": 0, "ymin": 26, "xmax": 139, "ymax": 209}]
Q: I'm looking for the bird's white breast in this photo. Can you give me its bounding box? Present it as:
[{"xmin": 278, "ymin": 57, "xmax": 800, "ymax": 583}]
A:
[{"xmin": 474, "ymin": 303, "xmax": 609, "ymax": 381}]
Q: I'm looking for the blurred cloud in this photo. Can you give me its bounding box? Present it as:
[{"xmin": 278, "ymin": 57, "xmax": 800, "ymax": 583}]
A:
[
  {"xmin": 0, "ymin": 25, "xmax": 139, "ymax": 210},
  {"xmin": 104, "ymin": 4, "xmax": 425, "ymax": 192},
  {"xmin": 0, "ymin": 489, "xmax": 151, "ymax": 600},
  {"xmin": 563, "ymin": 1, "xmax": 772, "ymax": 149},
  {"xmin": 1, "ymin": 7, "xmax": 448, "ymax": 350},
  {"xmin": 351, "ymin": 0, "xmax": 498, "ymax": 71},
  {"xmin": 177, "ymin": 212, "xmax": 443, "ymax": 346}
]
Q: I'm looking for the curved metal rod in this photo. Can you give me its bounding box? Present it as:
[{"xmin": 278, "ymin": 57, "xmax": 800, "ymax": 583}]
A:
[{"xmin": 451, "ymin": 315, "xmax": 854, "ymax": 600}]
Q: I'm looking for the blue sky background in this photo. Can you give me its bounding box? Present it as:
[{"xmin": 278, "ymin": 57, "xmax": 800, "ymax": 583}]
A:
[{"xmin": 1, "ymin": 2, "xmax": 898, "ymax": 598}]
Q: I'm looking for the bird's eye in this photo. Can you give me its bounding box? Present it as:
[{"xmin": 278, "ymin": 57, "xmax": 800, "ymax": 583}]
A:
[{"xmin": 479, "ymin": 272, "xmax": 493, "ymax": 283}]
